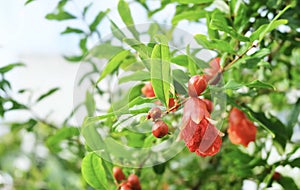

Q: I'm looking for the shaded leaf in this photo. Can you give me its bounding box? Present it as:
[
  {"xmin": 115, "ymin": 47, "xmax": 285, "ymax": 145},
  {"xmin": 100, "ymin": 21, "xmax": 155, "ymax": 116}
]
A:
[
  {"xmin": 86, "ymin": 91, "xmax": 95, "ymax": 116},
  {"xmin": 172, "ymin": 10, "xmax": 206, "ymax": 25},
  {"xmin": 118, "ymin": 0, "xmax": 139, "ymax": 39},
  {"xmin": 90, "ymin": 44, "xmax": 124, "ymax": 59}
]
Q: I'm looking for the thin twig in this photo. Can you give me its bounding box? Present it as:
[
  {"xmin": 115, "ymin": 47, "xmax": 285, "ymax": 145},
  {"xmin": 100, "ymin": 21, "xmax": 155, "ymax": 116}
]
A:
[{"xmin": 222, "ymin": 43, "xmax": 258, "ymax": 71}]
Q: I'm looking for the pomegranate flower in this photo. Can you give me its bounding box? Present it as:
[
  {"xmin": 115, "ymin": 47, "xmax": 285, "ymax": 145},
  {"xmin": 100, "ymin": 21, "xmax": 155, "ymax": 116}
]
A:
[
  {"xmin": 204, "ymin": 57, "xmax": 222, "ymax": 85},
  {"xmin": 180, "ymin": 97, "xmax": 222, "ymax": 157},
  {"xmin": 228, "ymin": 107, "xmax": 257, "ymax": 147}
]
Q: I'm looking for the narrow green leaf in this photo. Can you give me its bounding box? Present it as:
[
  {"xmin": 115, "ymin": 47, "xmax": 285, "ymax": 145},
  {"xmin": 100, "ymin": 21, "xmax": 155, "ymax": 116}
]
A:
[
  {"xmin": 151, "ymin": 43, "xmax": 171, "ymax": 107},
  {"xmin": 194, "ymin": 34, "xmax": 235, "ymax": 53},
  {"xmin": 0, "ymin": 63, "xmax": 25, "ymax": 74},
  {"xmin": 172, "ymin": 10, "xmax": 206, "ymax": 25},
  {"xmin": 171, "ymin": 0, "xmax": 213, "ymax": 4},
  {"xmin": 250, "ymin": 19, "xmax": 288, "ymax": 42},
  {"xmin": 90, "ymin": 44, "xmax": 124, "ymax": 59},
  {"xmin": 46, "ymin": 127, "xmax": 80, "ymax": 152},
  {"xmin": 25, "ymin": 0, "xmax": 35, "ymax": 5},
  {"xmin": 118, "ymin": 0, "xmax": 139, "ymax": 39},
  {"xmin": 118, "ymin": 71, "xmax": 150, "ymax": 84},
  {"xmin": 246, "ymin": 80, "xmax": 275, "ymax": 90},
  {"xmin": 172, "ymin": 69, "xmax": 189, "ymax": 94},
  {"xmin": 110, "ymin": 20, "xmax": 126, "ymax": 41},
  {"xmin": 86, "ymin": 91, "xmax": 95, "ymax": 116},
  {"xmin": 97, "ymin": 50, "xmax": 131, "ymax": 83},
  {"xmin": 223, "ymin": 80, "xmax": 244, "ymax": 90},
  {"xmin": 287, "ymin": 99, "xmax": 300, "ymax": 137},
  {"xmin": 36, "ymin": 87, "xmax": 60, "ymax": 102},
  {"xmin": 61, "ymin": 27, "xmax": 84, "ymax": 35},
  {"xmin": 89, "ymin": 9, "xmax": 110, "ymax": 32},
  {"xmin": 64, "ymin": 55, "xmax": 84, "ymax": 62},
  {"xmin": 124, "ymin": 38, "xmax": 153, "ymax": 60},
  {"xmin": 82, "ymin": 152, "xmax": 108, "ymax": 190},
  {"xmin": 45, "ymin": 11, "xmax": 76, "ymax": 21},
  {"xmin": 209, "ymin": 11, "xmax": 249, "ymax": 41}
]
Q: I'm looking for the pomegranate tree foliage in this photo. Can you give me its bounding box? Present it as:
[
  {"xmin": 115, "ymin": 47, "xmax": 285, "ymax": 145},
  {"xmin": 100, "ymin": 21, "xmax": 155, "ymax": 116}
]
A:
[{"xmin": 1, "ymin": 0, "xmax": 300, "ymax": 189}]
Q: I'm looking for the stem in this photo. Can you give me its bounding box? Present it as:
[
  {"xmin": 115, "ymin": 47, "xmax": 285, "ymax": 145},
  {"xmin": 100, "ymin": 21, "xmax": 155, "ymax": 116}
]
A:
[{"xmin": 222, "ymin": 43, "xmax": 258, "ymax": 71}]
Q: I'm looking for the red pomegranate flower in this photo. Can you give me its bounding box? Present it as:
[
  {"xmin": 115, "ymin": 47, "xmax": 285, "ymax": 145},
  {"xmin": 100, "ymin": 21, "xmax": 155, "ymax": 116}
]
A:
[
  {"xmin": 180, "ymin": 97, "xmax": 222, "ymax": 157},
  {"xmin": 204, "ymin": 57, "xmax": 222, "ymax": 85},
  {"xmin": 228, "ymin": 107, "xmax": 257, "ymax": 147}
]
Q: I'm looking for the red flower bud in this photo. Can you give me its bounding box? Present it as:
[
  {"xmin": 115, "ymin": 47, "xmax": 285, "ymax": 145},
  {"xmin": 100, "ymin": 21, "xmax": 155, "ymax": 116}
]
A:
[
  {"xmin": 152, "ymin": 120, "xmax": 169, "ymax": 138},
  {"xmin": 127, "ymin": 174, "xmax": 141, "ymax": 190},
  {"xmin": 119, "ymin": 182, "xmax": 132, "ymax": 190},
  {"xmin": 168, "ymin": 98, "xmax": 179, "ymax": 112},
  {"xmin": 113, "ymin": 167, "xmax": 126, "ymax": 181},
  {"xmin": 188, "ymin": 75, "xmax": 207, "ymax": 97},
  {"xmin": 228, "ymin": 107, "xmax": 257, "ymax": 147},
  {"xmin": 141, "ymin": 82, "xmax": 155, "ymax": 98}
]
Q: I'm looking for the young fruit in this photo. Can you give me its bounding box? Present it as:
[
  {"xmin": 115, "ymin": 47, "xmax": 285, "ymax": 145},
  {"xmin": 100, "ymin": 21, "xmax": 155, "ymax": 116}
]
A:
[
  {"xmin": 113, "ymin": 167, "xmax": 126, "ymax": 181},
  {"xmin": 188, "ymin": 75, "xmax": 207, "ymax": 97},
  {"xmin": 127, "ymin": 174, "xmax": 142, "ymax": 190},
  {"xmin": 152, "ymin": 120, "xmax": 169, "ymax": 138},
  {"xmin": 146, "ymin": 107, "xmax": 162, "ymax": 121},
  {"xmin": 141, "ymin": 82, "xmax": 155, "ymax": 98}
]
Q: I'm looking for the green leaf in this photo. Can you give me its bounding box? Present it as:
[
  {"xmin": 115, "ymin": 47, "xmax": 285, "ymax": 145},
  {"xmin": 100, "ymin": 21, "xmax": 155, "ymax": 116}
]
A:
[
  {"xmin": 151, "ymin": 43, "xmax": 171, "ymax": 107},
  {"xmin": 46, "ymin": 127, "xmax": 80, "ymax": 153},
  {"xmin": 0, "ymin": 63, "xmax": 25, "ymax": 74},
  {"xmin": 82, "ymin": 152, "xmax": 109, "ymax": 190},
  {"xmin": 112, "ymin": 96, "xmax": 155, "ymax": 115},
  {"xmin": 124, "ymin": 38, "xmax": 153, "ymax": 60},
  {"xmin": 63, "ymin": 55, "xmax": 84, "ymax": 62},
  {"xmin": 171, "ymin": 0, "xmax": 213, "ymax": 4},
  {"xmin": 246, "ymin": 80, "xmax": 275, "ymax": 89},
  {"xmin": 118, "ymin": 0, "xmax": 139, "ymax": 39},
  {"xmin": 250, "ymin": 19, "xmax": 288, "ymax": 42},
  {"xmin": 61, "ymin": 27, "xmax": 84, "ymax": 35},
  {"xmin": 288, "ymin": 158, "xmax": 300, "ymax": 168},
  {"xmin": 194, "ymin": 34, "xmax": 235, "ymax": 53},
  {"xmin": 223, "ymin": 80, "xmax": 244, "ymax": 90},
  {"xmin": 172, "ymin": 10, "xmax": 206, "ymax": 25},
  {"xmin": 171, "ymin": 55, "xmax": 189, "ymax": 67},
  {"xmin": 118, "ymin": 71, "xmax": 150, "ymax": 84},
  {"xmin": 110, "ymin": 20, "xmax": 126, "ymax": 41},
  {"xmin": 36, "ymin": 87, "xmax": 60, "ymax": 102},
  {"xmin": 45, "ymin": 11, "xmax": 76, "ymax": 21},
  {"xmin": 209, "ymin": 11, "xmax": 249, "ymax": 42},
  {"xmin": 287, "ymin": 99, "xmax": 300, "ymax": 137},
  {"xmin": 25, "ymin": 0, "xmax": 35, "ymax": 5},
  {"xmin": 278, "ymin": 176, "xmax": 298, "ymax": 190},
  {"xmin": 97, "ymin": 50, "xmax": 131, "ymax": 83},
  {"xmin": 89, "ymin": 9, "xmax": 110, "ymax": 32},
  {"xmin": 90, "ymin": 44, "xmax": 124, "ymax": 59},
  {"xmin": 86, "ymin": 91, "xmax": 95, "ymax": 116},
  {"xmin": 153, "ymin": 163, "xmax": 166, "ymax": 175},
  {"xmin": 172, "ymin": 69, "xmax": 189, "ymax": 94}
]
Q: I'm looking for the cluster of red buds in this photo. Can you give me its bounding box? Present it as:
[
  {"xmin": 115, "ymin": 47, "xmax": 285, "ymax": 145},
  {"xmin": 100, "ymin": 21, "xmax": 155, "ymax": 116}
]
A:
[{"xmin": 113, "ymin": 167, "xmax": 142, "ymax": 190}]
